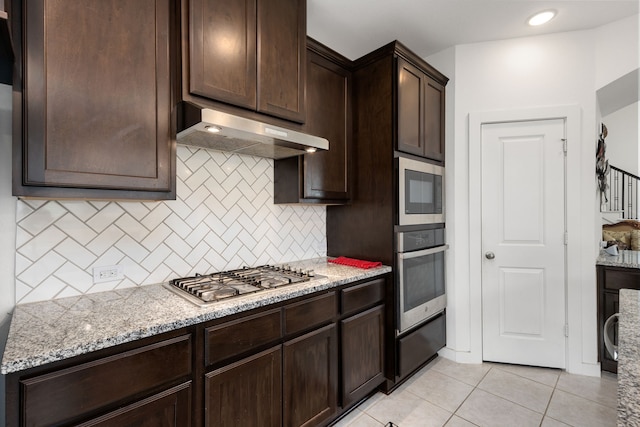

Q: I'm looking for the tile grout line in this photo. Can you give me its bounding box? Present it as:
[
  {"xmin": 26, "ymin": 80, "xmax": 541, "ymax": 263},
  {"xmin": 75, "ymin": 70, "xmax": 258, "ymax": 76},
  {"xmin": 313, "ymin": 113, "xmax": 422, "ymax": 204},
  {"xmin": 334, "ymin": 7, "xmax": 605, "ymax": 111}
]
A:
[
  {"xmin": 537, "ymin": 371, "xmax": 563, "ymax": 426},
  {"xmin": 445, "ymin": 364, "xmax": 493, "ymax": 427}
]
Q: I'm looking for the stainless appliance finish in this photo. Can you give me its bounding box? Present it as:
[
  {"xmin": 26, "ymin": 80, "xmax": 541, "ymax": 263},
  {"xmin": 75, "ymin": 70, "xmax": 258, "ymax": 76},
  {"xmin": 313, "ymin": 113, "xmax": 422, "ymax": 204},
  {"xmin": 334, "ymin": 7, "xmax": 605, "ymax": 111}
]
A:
[
  {"xmin": 167, "ymin": 265, "xmax": 320, "ymax": 307},
  {"xmin": 177, "ymin": 102, "xmax": 329, "ymax": 159},
  {"xmin": 397, "ymin": 226, "xmax": 448, "ymax": 334},
  {"xmin": 398, "ymin": 157, "xmax": 444, "ymax": 225}
]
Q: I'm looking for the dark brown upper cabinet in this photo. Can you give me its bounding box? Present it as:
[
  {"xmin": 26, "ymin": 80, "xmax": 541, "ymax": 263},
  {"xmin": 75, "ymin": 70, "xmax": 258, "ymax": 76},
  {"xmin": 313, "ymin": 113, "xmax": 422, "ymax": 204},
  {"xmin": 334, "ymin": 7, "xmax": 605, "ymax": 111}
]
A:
[
  {"xmin": 274, "ymin": 39, "xmax": 352, "ymax": 204},
  {"xmin": 186, "ymin": 0, "xmax": 306, "ymax": 123},
  {"xmin": 10, "ymin": 0, "xmax": 177, "ymax": 200},
  {"xmin": 397, "ymin": 57, "xmax": 446, "ymax": 163}
]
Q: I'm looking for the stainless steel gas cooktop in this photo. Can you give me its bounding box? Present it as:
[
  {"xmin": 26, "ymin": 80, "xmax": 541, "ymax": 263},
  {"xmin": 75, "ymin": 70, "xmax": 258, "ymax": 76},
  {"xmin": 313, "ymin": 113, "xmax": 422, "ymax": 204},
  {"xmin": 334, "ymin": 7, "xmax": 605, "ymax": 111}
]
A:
[{"xmin": 166, "ymin": 265, "xmax": 320, "ymax": 306}]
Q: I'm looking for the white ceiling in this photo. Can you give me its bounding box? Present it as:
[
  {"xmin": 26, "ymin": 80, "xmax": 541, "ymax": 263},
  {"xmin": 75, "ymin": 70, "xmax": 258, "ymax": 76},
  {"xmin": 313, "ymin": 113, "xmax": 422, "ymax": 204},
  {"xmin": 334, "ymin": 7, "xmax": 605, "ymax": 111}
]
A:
[{"xmin": 307, "ymin": 0, "xmax": 640, "ymax": 60}]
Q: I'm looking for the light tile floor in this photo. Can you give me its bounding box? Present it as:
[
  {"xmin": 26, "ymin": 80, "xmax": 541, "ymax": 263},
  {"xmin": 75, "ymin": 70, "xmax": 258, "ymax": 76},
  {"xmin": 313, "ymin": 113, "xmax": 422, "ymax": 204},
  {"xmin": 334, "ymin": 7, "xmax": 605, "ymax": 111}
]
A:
[{"xmin": 333, "ymin": 357, "xmax": 618, "ymax": 427}]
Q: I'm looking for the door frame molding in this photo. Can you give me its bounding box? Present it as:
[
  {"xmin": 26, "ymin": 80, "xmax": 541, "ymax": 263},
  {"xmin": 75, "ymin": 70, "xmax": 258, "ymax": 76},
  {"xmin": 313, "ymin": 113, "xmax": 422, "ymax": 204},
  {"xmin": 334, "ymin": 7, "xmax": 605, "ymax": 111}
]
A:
[
  {"xmin": 466, "ymin": 105, "xmax": 597, "ymax": 375},
  {"xmin": 479, "ymin": 116, "xmax": 567, "ymax": 368}
]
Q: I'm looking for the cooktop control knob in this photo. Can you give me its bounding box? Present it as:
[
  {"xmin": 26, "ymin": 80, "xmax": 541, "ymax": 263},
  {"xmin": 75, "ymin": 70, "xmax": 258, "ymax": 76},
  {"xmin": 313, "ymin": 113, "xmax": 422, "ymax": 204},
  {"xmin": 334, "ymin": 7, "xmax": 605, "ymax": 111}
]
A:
[{"xmin": 306, "ymin": 269, "xmax": 315, "ymax": 277}]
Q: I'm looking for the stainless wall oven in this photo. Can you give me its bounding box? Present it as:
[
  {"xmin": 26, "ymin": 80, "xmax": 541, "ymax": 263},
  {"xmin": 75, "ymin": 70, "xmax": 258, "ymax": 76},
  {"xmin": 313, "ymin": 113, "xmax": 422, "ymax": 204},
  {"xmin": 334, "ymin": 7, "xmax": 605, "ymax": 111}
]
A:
[
  {"xmin": 398, "ymin": 157, "xmax": 444, "ymax": 225},
  {"xmin": 397, "ymin": 225, "xmax": 447, "ymax": 334}
]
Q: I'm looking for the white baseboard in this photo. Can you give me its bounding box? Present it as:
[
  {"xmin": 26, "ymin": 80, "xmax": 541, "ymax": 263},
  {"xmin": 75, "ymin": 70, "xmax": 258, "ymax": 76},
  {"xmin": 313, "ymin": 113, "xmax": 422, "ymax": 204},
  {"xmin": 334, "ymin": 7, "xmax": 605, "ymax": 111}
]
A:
[
  {"xmin": 438, "ymin": 346, "xmax": 483, "ymax": 364},
  {"xmin": 566, "ymin": 362, "xmax": 602, "ymax": 377}
]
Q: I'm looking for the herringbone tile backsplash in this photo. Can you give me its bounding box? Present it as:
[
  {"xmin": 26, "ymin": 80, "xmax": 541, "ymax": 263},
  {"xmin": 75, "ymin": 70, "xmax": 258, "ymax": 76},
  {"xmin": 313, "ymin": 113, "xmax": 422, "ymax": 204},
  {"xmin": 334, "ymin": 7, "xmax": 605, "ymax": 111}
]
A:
[{"xmin": 15, "ymin": 146, "xmax": 327, "ymax": 304}]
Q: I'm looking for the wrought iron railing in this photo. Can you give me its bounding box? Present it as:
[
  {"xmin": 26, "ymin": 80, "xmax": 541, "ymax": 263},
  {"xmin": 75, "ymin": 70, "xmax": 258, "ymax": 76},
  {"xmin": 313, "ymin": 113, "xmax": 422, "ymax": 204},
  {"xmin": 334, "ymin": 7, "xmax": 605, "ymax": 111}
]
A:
[{"xmin": 601, "ymin": 165, "xmax": 639, "ymax": 220}]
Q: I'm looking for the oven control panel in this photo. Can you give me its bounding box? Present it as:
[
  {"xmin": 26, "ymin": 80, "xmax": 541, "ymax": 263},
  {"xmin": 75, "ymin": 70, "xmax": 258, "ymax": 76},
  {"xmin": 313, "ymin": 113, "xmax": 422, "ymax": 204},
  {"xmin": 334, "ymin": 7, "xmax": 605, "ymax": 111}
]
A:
[{"xmin": 398, "ymin": 227, "xmax": 445, "ymax": 252}]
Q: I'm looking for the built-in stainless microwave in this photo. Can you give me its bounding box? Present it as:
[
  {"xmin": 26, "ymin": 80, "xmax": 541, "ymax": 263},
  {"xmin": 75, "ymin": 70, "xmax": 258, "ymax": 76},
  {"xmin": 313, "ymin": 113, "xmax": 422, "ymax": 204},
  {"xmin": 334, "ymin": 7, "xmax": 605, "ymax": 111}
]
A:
[{"xmin": 398, "ymin": 157, "xmax": 444, "ymax": 225}]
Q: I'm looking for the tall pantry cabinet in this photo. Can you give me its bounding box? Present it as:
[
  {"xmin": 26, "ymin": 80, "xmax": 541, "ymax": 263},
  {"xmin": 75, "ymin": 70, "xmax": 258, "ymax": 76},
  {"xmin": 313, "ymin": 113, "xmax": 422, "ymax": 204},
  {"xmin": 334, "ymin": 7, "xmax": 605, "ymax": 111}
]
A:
[{"xmin": 327, "ymin": 41, "xmax": 448, "ymax": 390}]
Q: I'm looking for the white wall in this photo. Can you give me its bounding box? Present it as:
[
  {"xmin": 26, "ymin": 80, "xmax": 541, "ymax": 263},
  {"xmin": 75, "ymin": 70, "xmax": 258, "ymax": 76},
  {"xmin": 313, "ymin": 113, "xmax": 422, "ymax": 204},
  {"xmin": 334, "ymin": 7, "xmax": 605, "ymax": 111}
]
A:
[
  {"xmin": 428, "ymin": 14, "xmax": 640, "ymax": 375},
  {"xmin": 595, "ymin": 13, "xmax": 640, "ymax": 190},
  {"xmin": 603, "ymin": 101, "xmax": 639, "ymax": 176},
  {"xmin": 0, "ymin": 83, "xmax": 16, "ymax": 427},
  {"xmin": 595, "ymin": 14, "xmax": 640, "ymax": 91},
  {"xmin": 428, "ymin": 28, "xmax": 602, "ymax": 375}
]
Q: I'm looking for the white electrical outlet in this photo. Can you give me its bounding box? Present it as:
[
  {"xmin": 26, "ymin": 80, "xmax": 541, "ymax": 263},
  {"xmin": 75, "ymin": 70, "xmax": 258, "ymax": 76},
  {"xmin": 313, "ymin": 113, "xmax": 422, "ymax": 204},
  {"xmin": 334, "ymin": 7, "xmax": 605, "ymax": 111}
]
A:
[{"xmin": 92, "ymin": 265, "xmax": 124, "ymax": 284}]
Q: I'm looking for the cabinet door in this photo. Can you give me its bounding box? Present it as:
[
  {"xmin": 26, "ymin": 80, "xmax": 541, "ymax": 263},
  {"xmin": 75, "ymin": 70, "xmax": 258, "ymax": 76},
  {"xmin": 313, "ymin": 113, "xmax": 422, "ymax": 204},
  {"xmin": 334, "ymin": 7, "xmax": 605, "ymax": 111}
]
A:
[
  {"xmin": 16, "ymin": 0, "xmax": 175, "ymax": 199},
  {"xmin": 76, "ymin": 382, "xmax": 191, "ymax": 427},
  {"xmin": 257, "ymin": 0, "xmax": 306, "ymax": 122},
  {"xmin": 205, "ymin": 346, "xmax": 282, "ymax": 427},
  {"xmin": 303, "ymin": 49, "xmax": 351, "ymax": 201},
  {"xmin": 189, "ymin": 0, "xmax": 257, "ymax": 109},
  {"xmin": 341, "ymin": 305, "xmax": 385, "ymax": 407},
  {"xmin": 424, "ymin": 76, "xmax": 445, "ymax": 163},
  {"xmin": 284, "ymin": 324, "xmax": 337, "ymax": 427},
  {"xmin": 601, "ymin": 291, "xmax": 619, "ymax": 373},
  {"xmin": 396, "ymin": 57, "xmax": 424, "ymax": 157}
]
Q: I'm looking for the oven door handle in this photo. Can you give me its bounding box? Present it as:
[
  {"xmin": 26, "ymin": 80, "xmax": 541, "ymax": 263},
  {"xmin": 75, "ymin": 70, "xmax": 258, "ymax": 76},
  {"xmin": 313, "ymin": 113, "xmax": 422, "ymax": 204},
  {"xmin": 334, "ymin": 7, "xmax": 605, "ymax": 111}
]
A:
[{"xmin": 398, "ymin": 244, "xmax": 449, "ymax": 260}]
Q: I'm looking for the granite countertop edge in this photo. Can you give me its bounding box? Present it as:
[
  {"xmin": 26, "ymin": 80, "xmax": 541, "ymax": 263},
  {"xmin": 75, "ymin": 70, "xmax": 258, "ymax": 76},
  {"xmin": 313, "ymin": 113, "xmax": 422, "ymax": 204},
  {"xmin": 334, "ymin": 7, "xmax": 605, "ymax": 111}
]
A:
[
  {"xmin": 596, "ymin": 249, "xmax": 640, "ymax": 269},
  {"xmin": 1, "ymin": 258, "xmax": 391, "ymax": 375},
  {"xmin": 617, "ymin": 288, "xmax": 640, "ymax": 427}
]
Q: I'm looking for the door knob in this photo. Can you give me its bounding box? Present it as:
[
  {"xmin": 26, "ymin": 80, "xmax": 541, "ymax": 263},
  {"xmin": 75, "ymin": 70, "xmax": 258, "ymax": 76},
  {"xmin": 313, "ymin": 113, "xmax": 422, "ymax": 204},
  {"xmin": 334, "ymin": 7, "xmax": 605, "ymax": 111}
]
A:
[{"xmin": 485, "ymin": 251, "xmax": 495, "ymax": 259}]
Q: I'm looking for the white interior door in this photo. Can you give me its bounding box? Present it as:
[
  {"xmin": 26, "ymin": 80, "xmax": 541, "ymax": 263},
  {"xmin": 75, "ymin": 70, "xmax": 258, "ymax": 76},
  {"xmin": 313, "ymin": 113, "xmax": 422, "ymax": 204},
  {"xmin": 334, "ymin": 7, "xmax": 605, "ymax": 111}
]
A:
[{"xmin": 481, "ymin": 119, "xmax": 566, "ymax": 369}]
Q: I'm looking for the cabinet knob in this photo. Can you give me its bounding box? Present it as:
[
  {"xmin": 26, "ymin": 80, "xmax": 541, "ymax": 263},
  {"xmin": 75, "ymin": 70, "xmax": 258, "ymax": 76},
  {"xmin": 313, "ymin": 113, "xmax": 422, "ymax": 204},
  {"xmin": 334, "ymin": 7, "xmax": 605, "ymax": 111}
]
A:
[{"xmin": 485, "ymin": 251, "xmax": 495, "ymax": 260}]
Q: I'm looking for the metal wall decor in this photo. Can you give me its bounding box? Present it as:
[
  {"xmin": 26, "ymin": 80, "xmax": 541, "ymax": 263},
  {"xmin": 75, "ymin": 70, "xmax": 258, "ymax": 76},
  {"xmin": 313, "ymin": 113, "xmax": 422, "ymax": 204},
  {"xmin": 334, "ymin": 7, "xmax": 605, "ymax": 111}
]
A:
[{"xmin": 596, "ymin": 123, "xmax": 610, "ymax": 203}]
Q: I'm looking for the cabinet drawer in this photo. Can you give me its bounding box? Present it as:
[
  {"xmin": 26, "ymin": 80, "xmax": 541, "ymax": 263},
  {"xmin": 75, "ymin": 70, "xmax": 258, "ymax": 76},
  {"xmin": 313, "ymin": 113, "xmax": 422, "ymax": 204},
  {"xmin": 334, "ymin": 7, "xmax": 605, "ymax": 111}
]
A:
[
  {"xmin": 603, "ymin": 267, "xmax": 640, "ymax": 290},
  {"xmin": 398, "ymin": 313, "xmax": 445, "ymax": 378},
  {"xmin": 205, "ymin": 308, "xmax": 282, "ymax": 366},
  {"xmin": 21, "ymin": 334, "xmax": 192, "ymax": 427},
  {"xmin": 76, "ymin": 382, "xmax": 192, "ymax": 427},
  {"xmin": 341, "ymin": 278, "xmax": 385, "ymax": 316},
  {"xmin": 284, "ymin": 292, "xmax": 337, "ymax": 336}
]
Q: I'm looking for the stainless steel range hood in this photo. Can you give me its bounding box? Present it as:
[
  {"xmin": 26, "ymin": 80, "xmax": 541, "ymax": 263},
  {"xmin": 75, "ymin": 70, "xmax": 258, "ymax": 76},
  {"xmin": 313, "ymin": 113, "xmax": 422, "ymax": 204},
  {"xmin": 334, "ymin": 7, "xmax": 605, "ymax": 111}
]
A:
[{"xmin": 177, "ymin": 102, "xmax": 328, "ymax": 159}]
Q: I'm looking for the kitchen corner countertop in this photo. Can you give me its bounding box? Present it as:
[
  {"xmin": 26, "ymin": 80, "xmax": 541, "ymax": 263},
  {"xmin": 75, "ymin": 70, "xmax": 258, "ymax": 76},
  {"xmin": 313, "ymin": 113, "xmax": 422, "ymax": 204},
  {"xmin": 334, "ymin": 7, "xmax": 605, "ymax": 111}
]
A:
[
  {"xmin": 618, "ymin": 288, "xmax": 640, "ymax": 427},
  {"xmin": 596, "ymin": 249, "xmax": 640, "ymax": 269},
  {"xmin": 1, "ymin": 258, "xmax": 391, "ymax": 375}
]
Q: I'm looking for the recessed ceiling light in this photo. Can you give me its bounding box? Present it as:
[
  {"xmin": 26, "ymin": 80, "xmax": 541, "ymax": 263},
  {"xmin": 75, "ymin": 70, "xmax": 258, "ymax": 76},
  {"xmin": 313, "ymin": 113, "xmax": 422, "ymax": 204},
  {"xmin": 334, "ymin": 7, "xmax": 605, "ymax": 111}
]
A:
[
  {"xmin": 528, "ymin": 10, "xmax": 556, "ymax": 26},
  {"xmin": 205, "ymin": 125, "xmax": 222, "ymax": 133}
]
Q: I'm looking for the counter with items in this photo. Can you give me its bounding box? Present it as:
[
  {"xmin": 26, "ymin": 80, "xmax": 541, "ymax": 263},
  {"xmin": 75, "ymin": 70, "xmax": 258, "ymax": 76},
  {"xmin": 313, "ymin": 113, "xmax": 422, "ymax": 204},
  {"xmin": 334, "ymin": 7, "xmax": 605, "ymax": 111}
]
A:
[
  {"xmin": 596, "ymin": 249, "xmax": 640, "ymax": 269},
  {"xmin": 617, "ymin": 288, "xmax": 640, "ymax": 427},
  {"xmin": 3, "ymin": 257, "xmax": 392, "ymax": 427},
  {"xmin": 1, "ymin": 257, "xmax": 390, "ymax": 374}
]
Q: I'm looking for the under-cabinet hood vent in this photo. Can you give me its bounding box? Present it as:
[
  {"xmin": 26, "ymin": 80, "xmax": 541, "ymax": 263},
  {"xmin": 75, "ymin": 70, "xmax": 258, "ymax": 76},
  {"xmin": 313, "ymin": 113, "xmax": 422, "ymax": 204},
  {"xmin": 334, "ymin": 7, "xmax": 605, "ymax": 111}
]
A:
[{"xmin": 177, "ymin": 102, "xmax": 328, "ymax": 159}]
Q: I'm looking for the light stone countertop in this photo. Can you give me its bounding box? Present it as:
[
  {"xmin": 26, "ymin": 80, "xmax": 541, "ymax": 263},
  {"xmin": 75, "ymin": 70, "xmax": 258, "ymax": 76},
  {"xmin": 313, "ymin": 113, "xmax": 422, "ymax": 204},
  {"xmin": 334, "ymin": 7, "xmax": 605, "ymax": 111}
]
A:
[
  {"xmin": 1, "ymin": 258, "xmax": 391, "ymax": 375},
  {"xmin": 618, "ymin": 289, "xmax": 640, "ymax": 427},
  {"xmin": 596, "ymin": 249, "xmax": 640, "ymax": 269}
]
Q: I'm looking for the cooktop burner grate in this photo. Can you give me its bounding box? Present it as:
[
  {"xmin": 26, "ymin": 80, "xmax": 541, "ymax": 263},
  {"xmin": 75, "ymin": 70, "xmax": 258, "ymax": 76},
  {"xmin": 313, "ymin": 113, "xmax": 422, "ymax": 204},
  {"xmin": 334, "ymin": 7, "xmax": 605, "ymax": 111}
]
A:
[{"xmin": 167, "ymin": 265, "xmax": 320, "ymax": 306}]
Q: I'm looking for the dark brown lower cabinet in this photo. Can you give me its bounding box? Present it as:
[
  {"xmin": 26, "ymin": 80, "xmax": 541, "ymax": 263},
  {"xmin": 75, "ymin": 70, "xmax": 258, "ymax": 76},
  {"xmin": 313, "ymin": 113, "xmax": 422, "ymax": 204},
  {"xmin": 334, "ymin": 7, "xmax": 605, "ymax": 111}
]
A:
[
  {"xmin": 205, "ymin": 346, "xmax": 282, "ymax": 427},
  {"xmin": 76, "ymin": 382, "xmax": 192, "ymax": 427},
  {"xmin": 284, "ymin": 324, "xmax": 338, "ymax": 427},
  {"xmin": 7, "ymin": 332, "xmax": 193, "ymax": 427},
  {"xmin": 283, "ymin": 324, "xmax": 338, "ymax": 426},
  {"xmin": 341, "ymin": 305, "xmax": 385, "ymax": 407},
  {"xmin": 597, "ymin": 265, "xmax": 640, "ymax": 373},
  {"xmin": 7, "ymin": 276, "xmax": 389, "ymax": 427}
]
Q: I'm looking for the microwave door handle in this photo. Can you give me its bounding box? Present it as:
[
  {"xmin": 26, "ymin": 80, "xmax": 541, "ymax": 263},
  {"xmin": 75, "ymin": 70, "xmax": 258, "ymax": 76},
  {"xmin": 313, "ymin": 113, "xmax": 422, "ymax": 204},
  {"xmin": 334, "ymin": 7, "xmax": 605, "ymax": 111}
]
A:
[{"xmin": 398, "ymin": 244, "xmax": 449, "ymax": 260}]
